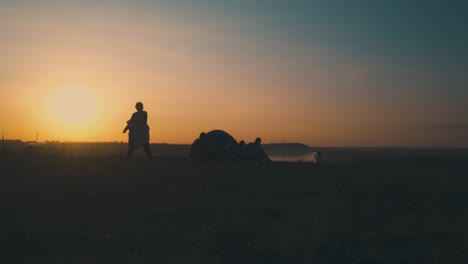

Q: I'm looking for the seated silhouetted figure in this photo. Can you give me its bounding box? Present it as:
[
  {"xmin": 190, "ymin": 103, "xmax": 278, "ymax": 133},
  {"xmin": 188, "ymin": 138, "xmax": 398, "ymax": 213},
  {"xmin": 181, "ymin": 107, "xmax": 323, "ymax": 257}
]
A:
[
  {"xmin": 244, "ymin": 137, "xmax": 271, "ymax": 162},
  {"xmin": 189, "ymin": 132, "xmax": 207, "ymax": 159},
  {"xmin": 236, "ymin": 140, "xmax": 246, "ymax": 160},
  {"xmin": 123, "ymin": 102, "xmax": 152, "ymax": 160}
]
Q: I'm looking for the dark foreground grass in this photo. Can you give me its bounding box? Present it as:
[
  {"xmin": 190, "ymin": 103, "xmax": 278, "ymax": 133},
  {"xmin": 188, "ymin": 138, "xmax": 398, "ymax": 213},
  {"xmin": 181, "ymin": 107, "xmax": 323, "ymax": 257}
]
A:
[{"xmin": 1, "ymin": 148, "xmax": 468, "ymax": 264}]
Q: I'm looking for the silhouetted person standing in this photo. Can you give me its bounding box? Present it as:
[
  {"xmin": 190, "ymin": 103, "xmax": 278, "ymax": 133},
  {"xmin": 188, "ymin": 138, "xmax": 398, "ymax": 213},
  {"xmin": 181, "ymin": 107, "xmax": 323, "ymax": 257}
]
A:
[{"xmin": 123, "ymin": 102, "xmax": 152, "ymax": 160}]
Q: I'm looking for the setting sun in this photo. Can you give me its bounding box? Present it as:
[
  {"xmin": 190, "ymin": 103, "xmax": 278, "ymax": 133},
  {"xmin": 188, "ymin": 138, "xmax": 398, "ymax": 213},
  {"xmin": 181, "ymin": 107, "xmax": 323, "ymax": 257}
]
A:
[
  {"xmin": 50, "ymin": 88, "xmax": 97, "ymax": 126},
  {"xmin": 1, "ymin": 1, "xmax": 467, "ymax": 147}
]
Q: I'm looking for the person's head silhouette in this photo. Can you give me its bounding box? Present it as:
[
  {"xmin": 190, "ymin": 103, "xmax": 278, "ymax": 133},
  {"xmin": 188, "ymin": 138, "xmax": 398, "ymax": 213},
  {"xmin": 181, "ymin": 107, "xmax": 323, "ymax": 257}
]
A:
[
  {"xmin": 239, "ymin": 140, "xmax": 246, "ymax": 150},
  {"xmin": 135, "ymin": 102, "xmax": 144, "ymax": 112},
  {"xmin": 255, "ymin": 137, "xmax": 262, "ymax": 145}
]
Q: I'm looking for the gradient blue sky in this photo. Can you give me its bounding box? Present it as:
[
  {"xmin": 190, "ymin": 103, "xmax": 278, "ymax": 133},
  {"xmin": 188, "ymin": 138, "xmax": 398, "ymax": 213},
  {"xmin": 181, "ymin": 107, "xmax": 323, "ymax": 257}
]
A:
[{"xmin": 1, "ymin": 0, "xmax": 467, "ymax": 146}]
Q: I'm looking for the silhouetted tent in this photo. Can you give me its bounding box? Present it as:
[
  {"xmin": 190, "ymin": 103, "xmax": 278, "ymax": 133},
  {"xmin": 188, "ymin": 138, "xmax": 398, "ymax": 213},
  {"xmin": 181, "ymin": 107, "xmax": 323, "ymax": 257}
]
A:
[{"xmin": 190, "ymin": 130, "xmax": 238, "ymax": 160}]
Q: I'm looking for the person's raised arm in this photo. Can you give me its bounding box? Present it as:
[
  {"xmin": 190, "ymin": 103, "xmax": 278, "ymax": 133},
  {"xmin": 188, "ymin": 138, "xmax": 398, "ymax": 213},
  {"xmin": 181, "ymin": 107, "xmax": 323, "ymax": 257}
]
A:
[{"xmin": 123, "ymin": 113, "xmax": 136, "ymax": 133}]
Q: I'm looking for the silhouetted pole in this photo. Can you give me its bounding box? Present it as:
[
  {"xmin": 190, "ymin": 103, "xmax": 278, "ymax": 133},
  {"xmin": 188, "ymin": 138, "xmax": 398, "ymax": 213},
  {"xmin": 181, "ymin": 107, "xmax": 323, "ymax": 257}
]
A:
[{"xmin": 1, "ymin": 131, "xmax": 4, "ymax": 152}]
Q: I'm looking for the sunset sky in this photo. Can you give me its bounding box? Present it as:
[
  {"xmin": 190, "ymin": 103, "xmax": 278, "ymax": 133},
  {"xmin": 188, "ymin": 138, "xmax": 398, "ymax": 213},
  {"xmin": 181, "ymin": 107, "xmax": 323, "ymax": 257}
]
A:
[{"xmin": 1, "ymin": 1, "xmax": 467, "ymax": 147}]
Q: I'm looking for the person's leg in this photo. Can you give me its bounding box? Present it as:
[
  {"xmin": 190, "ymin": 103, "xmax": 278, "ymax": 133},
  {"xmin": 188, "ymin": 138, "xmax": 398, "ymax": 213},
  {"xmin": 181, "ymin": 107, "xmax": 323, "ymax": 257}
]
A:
[
  {"xmin": 127, "ymin": 144, "xmax": 134, "ymax": 160},
  {"xmin": 143, "ymin": 143, "xmax": 153, "ymax": 160},
  {"xmin": 127, "ymin": 130, "xmax": 135, "ymax": 160}
]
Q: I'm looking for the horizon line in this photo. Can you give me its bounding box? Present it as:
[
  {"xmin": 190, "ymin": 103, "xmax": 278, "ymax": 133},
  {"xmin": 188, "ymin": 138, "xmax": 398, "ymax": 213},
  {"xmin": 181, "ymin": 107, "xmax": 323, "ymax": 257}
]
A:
[{"xmin": 2, "ymin": 139, "xmax": 468, "ymax": 149}]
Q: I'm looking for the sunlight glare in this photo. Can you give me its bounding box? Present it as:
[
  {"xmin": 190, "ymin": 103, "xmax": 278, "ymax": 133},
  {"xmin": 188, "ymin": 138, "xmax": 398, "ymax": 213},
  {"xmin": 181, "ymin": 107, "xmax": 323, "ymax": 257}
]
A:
[{"xmin": 50, "ymin": 88, "xmax": 97, "ymax": 125}]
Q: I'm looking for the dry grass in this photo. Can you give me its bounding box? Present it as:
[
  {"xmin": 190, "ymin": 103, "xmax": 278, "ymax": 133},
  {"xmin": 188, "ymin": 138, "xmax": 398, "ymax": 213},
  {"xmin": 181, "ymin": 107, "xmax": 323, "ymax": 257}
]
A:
[{"xmin": 1, "ymin": 145, "xmax": 467, "ymax": 263}]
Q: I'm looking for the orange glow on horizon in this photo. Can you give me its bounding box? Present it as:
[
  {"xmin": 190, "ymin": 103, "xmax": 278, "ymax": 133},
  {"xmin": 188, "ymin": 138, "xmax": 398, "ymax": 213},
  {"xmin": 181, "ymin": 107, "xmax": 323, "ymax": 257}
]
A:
[{"xmin": 1, "ymin": 3, "xmax": 467, "ymax": 148}]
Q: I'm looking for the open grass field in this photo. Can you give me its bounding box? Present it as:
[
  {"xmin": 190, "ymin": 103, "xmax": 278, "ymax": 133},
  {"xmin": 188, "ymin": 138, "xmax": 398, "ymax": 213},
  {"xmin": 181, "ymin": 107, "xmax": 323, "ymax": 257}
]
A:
[{"xmin": 1, "ymin": 144, "xmax": 468, "ymax": 263}]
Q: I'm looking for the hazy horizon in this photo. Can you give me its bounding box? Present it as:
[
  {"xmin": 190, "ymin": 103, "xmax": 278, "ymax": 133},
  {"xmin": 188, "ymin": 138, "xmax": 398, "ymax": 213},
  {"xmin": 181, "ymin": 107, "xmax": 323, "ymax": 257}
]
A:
[
  {"xmin": 4, "ymin": 138, "xmax": 468, "ymax": 149},
  {"xmin": 2, "ymin": 1, "xmax": 468, "ymax": 147}
]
